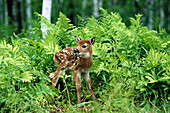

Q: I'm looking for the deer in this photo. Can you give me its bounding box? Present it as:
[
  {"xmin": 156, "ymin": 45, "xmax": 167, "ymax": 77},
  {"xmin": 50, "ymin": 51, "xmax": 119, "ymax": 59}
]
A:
[{"xmin": 48, "ymin": 36, "xmax": 97, "ymax": 104}]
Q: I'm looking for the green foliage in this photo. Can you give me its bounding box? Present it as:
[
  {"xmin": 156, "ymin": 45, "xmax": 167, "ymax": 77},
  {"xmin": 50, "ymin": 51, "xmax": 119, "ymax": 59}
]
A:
[
  {"xmin": 137, "ymin": 49, "xmax": 169, "ymax": 102},
  {"xmin": 0, "ymin": 8, "xmax": 169, "ymax": 112},
  {"xmin": 0, "ymin": 37, "xmax": 55, "ymax": 112}
]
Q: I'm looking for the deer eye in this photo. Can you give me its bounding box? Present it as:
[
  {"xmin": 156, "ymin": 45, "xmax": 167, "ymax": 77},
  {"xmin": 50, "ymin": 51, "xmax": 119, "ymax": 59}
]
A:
[{"xmin": 82, "ymin": 45, "xmax": 87, "ymax": 48}]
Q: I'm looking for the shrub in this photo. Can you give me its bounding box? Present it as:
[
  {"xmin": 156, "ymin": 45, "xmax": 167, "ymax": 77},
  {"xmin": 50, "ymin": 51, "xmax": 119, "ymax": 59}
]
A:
[{"xmin": 0, "ymin": 8, "xmax": 169, "ymax": 112}]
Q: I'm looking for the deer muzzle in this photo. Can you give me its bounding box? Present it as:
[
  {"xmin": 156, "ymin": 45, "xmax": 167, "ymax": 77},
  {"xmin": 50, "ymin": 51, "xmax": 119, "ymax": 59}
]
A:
[{"xmin": 74, "ymin": 48, "xmax": 79, "ymax": 55}]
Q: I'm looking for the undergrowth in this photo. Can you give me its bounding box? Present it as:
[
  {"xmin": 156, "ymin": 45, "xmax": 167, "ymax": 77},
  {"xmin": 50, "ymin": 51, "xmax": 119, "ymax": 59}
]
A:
[{"xmin": 0, "ymin": 8, "xmax": 169, "ymax": 112}]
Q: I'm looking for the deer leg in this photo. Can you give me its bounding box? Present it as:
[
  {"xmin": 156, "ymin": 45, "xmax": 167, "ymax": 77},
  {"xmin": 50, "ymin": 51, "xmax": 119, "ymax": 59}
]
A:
[
  {"xmin": 51, "ymin": 69, "xmax": 62, "ymax": 88},
  {"xmin": 73, "ymin": 70, "xmax": 82, "ymax": 104},
  {"xmin": 83, "ymin": 72, "xmax": 97, "ymax": 101},
  {"xmin": 51, "ymin": 63, "xmax": 66, "ymax": 88}
]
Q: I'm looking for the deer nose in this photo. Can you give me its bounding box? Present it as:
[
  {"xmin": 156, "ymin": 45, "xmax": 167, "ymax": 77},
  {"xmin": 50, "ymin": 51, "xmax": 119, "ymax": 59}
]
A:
[{"xmin": 74, "ymin": 48, "xmax": 79, "ymax": 54}]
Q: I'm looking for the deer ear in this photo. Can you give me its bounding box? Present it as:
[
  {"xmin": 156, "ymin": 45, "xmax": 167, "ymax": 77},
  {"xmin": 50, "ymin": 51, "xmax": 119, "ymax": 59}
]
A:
[
  {"xmin": 89, "ymin": 37, "xmax": 95, "ymax": 45},
  {"xmin": 75, "ymin": 36, "xmax": 81, "ymax": 43}
]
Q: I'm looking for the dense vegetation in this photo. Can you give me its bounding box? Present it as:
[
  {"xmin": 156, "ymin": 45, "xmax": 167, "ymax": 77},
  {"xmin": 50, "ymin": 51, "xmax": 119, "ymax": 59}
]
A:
[
  {"xmin": 1, "ymin": 0, "xmax": 170, "ymax": 36},
  {"xmin": 0, "ymin": 8, "xmax": 169, "ymax": 112}
]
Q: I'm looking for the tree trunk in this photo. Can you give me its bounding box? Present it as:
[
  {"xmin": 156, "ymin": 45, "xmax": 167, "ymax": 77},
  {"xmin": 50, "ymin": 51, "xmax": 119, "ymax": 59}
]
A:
[
  {"xmin": 156, "ymin": 0, "xmax": 159, "ymax": 20},
  {"xmin": 82, "ymin": 0, "xmax": 87, "ymax": 18},
  {"xmin": 41, "ymin": 0, "xmax": 52, "ymax": 39},
  {"xmin": 0, "ymin": 0, "xmax": 3, "ymax": 24},
  {"xmin": 68, "ymin": 0, "xmax": 74, "ymax": 23},
  {"xmin": 7, "ymin": 0, "xmax": 14, "ymax": 25},
  {"xmin": 148, "ymin": 0, "xmax": 153, "ymax": 30},
  {"xmin": 135, "ymin": 0, "xmax": 139, "ymax": 14},
  {"xmin": 17, "ymin": 0, "xmax": 22, "ymax": 33},
  {"xmin": 99, "ymin": 0, "xmax": 103, "ymax": 8},
  {"xmin": 59, "ymin": 0, "xmax": 64, "ymax": 8},
  {"xmin": 160, "ymin": 0, "xmax": 164, "ymax": 29},
  {"xmin": 82, "ymin": 0, "xmax": 87, "ymax": 10},
  {"xmin": 93, "ymin": 0, "xmax": 99, "ymax": 17},
  {"xmin": 143, "ymin": 0, "xmax": 149, "ymax": 26},
  {"xmin": 4, "ymin": 0, "xmax": 8, "ymax": 25},
  {"xmin": 113, "ymin": 0, "xmax": 117, "ymax": 7},
  {"xmin": 168, "ymin": 0, "xmax": 170, "ymax": 32},
  {"xmin": 26, "ymin": 0, "xmax": 32, "ymax": 31}
]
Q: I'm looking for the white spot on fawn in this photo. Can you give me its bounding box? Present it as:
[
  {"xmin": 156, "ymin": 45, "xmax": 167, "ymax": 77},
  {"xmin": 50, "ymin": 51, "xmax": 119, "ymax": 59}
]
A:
[
  {"xmin": 62, "ymin": 49, "xmax": 68, "ymax": 53},
  {"xmin": 49, "ymin": 73, "xmax": 55, "ymax": 78}
]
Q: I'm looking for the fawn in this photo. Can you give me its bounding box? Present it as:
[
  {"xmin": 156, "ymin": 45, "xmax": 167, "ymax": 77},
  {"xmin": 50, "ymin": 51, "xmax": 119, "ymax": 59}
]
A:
[{"xmin": 49, "ymin": 36, "xmax": 97, "ymax": 104}]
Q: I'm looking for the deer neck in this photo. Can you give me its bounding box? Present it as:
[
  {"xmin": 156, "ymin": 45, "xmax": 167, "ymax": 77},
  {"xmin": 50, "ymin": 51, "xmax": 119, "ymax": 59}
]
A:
[{"xmin": 78, "ymin": 51, "xmax": 93, "ymax": 70}]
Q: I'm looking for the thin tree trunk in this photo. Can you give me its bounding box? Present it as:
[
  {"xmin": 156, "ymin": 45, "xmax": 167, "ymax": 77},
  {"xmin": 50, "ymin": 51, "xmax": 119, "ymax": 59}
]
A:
[
  {"xmin": 26, "ymin": 0, "xmax": 32, "ymax": 31},
  {"xmin": 17, "ymin": 0, "xmax": 22, "ymax": 33},
  {"xmin": 168, "ymin": 0, "xmax": 170, "ymax": 32},
  {"xmin": 148, "ymin": 0, "xmax": 153, "ymax": 30},
  {"xmin": 59, "ymin": 0, "xmax": 64, "ymax": 9},
  {"xmin": 60, "ymin": 0, "xmax": 64, "ymax": 4},
  {"xmin": 156, "ymin": 0, "xmax": 159, "ymax": 26},
  {"xmin": 7, "ymin": 0, "xmax": 14, "ymax": 25},
  {"xmin": 1, "ymin": 0, "xmax": 8, "ymax": 25},
  {"xmin": 156, "ymin": 0, "xmax": 159, "ymax": 19},
  {"xmin": 93, "ymin": 0, "xmax": 99, "ymax": 17},
  {"xmin": 4, "ymin": 0, "xmax": 8, "ymax": 25},
  {"xmin": 13, "ymin": 0, "xmax": 17, "ymax": 27},
  {"xmin": 99, "ymin": 0, "xmax": 103, "ymax": 8},
  {"xmin": 82, "ymin": 0, "xmax": 87, "ymax": 10},
  {"xmin": 0, "ymin": 0, "xmax": 3, "ymax": 24},
  {"xmin": 160, "ymin": 0, "xmax": 164, "ymax": 29},
  {"xmin": 113, "ymin": 0, "xmax": 117, "ymax": 7},
  {"xmin": 135, "ymin": 0, "xmax": 139, "ymax": 14},
  {"xmin": 82, "ymin": 0, "xmax": 87, "ymax": 18},
  {"xmin": 21, "ymin": 0, "xmax": 26, "ymax": 30},
  {"xmin": 41, "ymin": 0, "xmax": 52, "ymax": 39},
  {"xmin": 68, "ymin": 0, "xmax": 74, "ymax": 23},
  {"xmin": 142, "ymin": 0, "xmax": 149, "ymax": 25}
]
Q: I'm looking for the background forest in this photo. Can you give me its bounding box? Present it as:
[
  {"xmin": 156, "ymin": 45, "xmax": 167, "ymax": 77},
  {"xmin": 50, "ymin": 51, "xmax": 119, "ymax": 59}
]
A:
[
  {"xmin": 1, "ymin": 0, "xmax": 170, "ymax": 36},
  {"xmin": 0, "ymin": 0, "xmax": 170, "ymax": 112}
]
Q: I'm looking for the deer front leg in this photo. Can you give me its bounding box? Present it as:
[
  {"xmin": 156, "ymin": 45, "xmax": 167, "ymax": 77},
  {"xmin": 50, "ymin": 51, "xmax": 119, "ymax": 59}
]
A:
[
  {"xmin": 73, "ymin": 70, "xmax": 82, "ymax": 104},
  {"xmin": 83, "ymin": 72, "xmax": 97, "ymax": 101}
]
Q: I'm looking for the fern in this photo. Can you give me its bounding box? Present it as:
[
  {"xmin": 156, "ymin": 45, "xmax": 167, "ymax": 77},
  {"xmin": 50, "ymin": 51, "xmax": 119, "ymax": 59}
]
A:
[
  {"xmin": 0, "ymin": 8, "xmax": 169, "ymax": 112},
  {"xmin": 77, "ymin": 15, "xmax": 86, "ymax": 28}
]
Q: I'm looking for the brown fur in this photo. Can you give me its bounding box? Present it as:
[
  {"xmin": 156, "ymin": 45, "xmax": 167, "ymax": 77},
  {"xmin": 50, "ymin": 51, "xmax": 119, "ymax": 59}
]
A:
[{"xmin": 49, "ymin": 36, "xmax": 97, "ymax": 104}]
